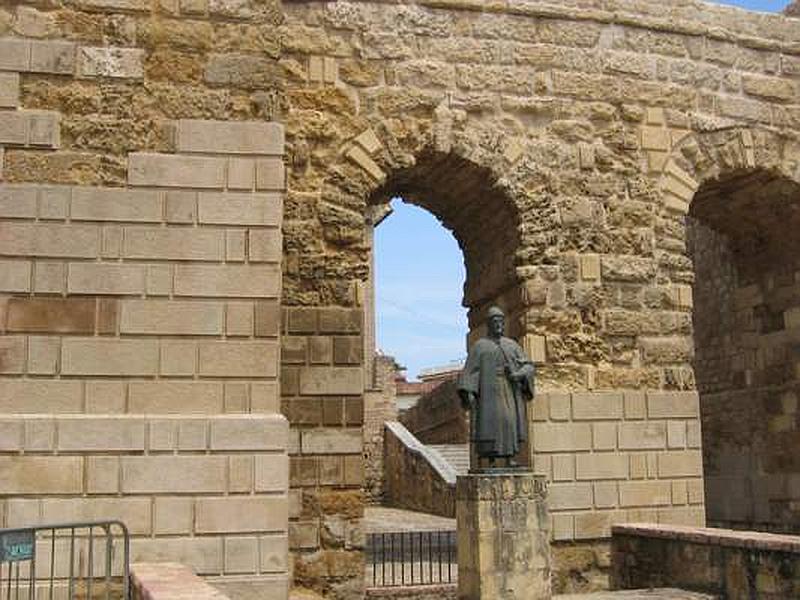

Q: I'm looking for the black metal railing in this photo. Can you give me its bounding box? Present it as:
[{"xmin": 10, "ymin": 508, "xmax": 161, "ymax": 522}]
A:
[
  {"xmin": 0, "ymin": 520, "xmax": 130, "ymax": 600},
  {"xmin": 366, "ymin": 530, "xmax": 456, "ymax": 587}
]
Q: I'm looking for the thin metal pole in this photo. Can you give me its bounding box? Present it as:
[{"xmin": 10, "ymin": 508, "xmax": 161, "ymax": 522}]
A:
[
  {"xmin": 390, "ymin": 534, "xmax": 394, "ymax": 586},
  {"xmin": 14, "ymin": 562, "xmax": 19, "ymax": 600},
  {"xmin": 428, "ymin": 531, "xmax": 432, "ymax": 584},
  {"xmin": 438, "ymin": 530, "xmax": 442, "ymax": 583},
  {"xmin": 448, "ymin": 531, "xmax": 453, "ymax": 583},
  {"xmin": 49, "ymin": 529, "xmax": 55, "ymax": 600},
  {"xmin": 104, "ymin": 525, "xmax": 112, "ymax": 600},
  {"xmin": 381, "ymin": 533, "xmax": 385, "ymax": 587},
  {"xmin": 410, "ymin": 533, "xmax": 414, "ymax": 585},
  {"xmin": 29, "ymin": 537, "xmax": 36, "ymax": 600},
  {"xmin": 370, "ymin": 535, "xmax": 375, "ymax": 587},
  {"xmin": 418, "ymin": 532, "xmax": 423, "ymax": 582},
  {"xmin": 400, "ymin": 533, "xmax": 404, "ymax": 585},
  {"xmin": 120, "ymin": 523, "xmax": 130, "ymax": 600},
  {"xmin": 87, "ymin": 527, "xmax": 94, "ymax": 600},
  {"xmin": 67, "ymin": 529, "xmax": 74, "ymax": 600}
]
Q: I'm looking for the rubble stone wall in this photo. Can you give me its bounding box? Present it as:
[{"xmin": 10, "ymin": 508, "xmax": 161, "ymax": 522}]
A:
[{"xmin": 611, "ymin": 523, "xmax": 800, "ymax": 599}]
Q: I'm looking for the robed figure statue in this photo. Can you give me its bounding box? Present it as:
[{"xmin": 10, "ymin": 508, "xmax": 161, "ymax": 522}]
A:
[{"xmin": 457, "ymin": 306, "xmax": 535, "ymax": 470}]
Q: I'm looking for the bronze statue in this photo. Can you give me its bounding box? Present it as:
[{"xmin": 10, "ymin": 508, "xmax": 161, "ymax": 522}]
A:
[{"xmin": 457, "ymin": 306, "xmax": 535, "ymax": 470}]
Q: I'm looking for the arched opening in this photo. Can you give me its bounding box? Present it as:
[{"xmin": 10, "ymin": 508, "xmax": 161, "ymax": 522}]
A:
[
  {"xmin": 688, "ymin": 167, "xmax": 800, "ymax": 533},
  {"xmin": 370, "ymin": 150, "xmax": 523, "ymax": 333},
  {"xmin": 374, "ymin": 199, "xmax": 467, "ymax": 385},
  {"xmin": 360, "ymin": 149, "xmax": 525, "ymax": 507}
]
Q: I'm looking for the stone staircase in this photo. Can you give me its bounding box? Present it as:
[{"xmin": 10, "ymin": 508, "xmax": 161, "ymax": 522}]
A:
[{"xmin": 428, "ymin": 444, "xmax": 470, "ymax": 476}]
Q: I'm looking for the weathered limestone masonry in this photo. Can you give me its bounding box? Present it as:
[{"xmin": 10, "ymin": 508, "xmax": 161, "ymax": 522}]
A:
[
  {"xmin": 363, "ymin": 354, "xmax": 399, "ymax": 503},
  {"xmin": 611, "ymin": 523, "xmax": 800, "ymax": 598},
  {"xmin": 457, "ymin": 473, "xmax": 551, "ymax": 599},
  {"xmin": 0, "ymin": 7, "xmax": 289, "ymax": 596},
  {"xmin": 277, "ymin": 0, "xmax": 800, "ymax": 594},
  {"xmin": 2, "ymin": 0, "xmax": 800, "ymax": 597}
]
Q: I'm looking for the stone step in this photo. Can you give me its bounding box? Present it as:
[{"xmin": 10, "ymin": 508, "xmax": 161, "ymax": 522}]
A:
[{"xmin": 428, "ymin": 444, "xmax": 470, "ymax": 476}]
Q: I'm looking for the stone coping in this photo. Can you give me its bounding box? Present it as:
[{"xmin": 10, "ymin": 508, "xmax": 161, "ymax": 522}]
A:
[
  {"xmin": 400, "ymin": 0, "xmax": 800, "ymax": 52},
  {"xmin": 612, "ymin": 522, "xmax": 800, "ymax": 554},
  {"xmin": 131, "ymin": 563, "xmax": 229, "ymax": 600},
  {"xmin": 385, "ymin": 421, "xmax": 458, "ymax": 485},
  {"xmin": 365, "ymin": 584, "xmax": 457, "ymax": 598}
]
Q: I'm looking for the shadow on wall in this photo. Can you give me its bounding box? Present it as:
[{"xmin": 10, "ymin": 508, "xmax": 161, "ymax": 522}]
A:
[
  {"xmin": 689, "ymin": 168, "xmax": 800, "ymax": 534},
  {"xmin": 399, "ymin": 378, "xmax": 468, "ymax": 446}
]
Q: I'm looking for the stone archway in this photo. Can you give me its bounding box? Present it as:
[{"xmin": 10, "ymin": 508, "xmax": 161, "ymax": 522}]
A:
[
  {"xmin": 653, "ymin": 126, "xmax": 800, "ymax": 533},
  {"xmin": 369, "ymin": 148, "xmax": 523, "ymax": 324}
]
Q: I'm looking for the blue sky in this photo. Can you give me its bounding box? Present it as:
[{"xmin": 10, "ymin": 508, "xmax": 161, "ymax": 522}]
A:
[
  {"xmin": 714, "ymin": 0, "xmax": 785, "ymax": 9},
  {"xmin": 375, "ymin": 0, "xmax": 784, "ymax": 380}
]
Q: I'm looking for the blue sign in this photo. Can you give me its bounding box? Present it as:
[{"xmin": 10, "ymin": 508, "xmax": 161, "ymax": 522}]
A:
[{"xmin": 0, "ymin": 530, "xmax": 34, "ymax": 562}]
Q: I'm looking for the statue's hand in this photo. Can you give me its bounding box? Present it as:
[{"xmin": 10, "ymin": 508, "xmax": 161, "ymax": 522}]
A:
[
  {"xmin": 509, "ymin": 369, "xmax": 526, "ymax": 383},
  {"xmin": 460, "ymin": 392, "xmax": 476, "ymax": 411}
]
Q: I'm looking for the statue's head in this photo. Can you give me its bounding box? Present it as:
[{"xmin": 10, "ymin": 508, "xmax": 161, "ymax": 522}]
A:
[{"xmin": 487, "ymin": 306, "xmax": 505, "ymax": 339}]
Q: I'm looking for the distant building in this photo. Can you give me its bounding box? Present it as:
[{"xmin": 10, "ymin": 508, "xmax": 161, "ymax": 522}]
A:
[{"xmin": 394, "ymin": 360, "xmax": 464, "ymax": 413}]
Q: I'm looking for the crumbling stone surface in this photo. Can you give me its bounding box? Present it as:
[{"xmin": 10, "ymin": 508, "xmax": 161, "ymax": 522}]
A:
[{"xmin": 611, "ymin": 523, "xmax": 800, "ymax": 598}]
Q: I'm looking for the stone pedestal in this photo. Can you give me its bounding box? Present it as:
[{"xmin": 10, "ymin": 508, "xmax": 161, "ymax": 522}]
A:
[{"xmin": 456, "ymin": 471, "xmax": 551, "ymax": 600}]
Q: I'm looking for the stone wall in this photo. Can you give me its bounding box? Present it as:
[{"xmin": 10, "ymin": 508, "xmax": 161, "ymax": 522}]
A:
[
  {"xmin": 531, "ymin": 391, "xmax": 705, "ymax": 542},
  {"xmin": 688, "ymin": 171, "xmax": 800, "ymax": 533},
  {"xmin": 364, "ymin": 355, "xmax": 399, "ymax": 503},
  {"xmin": 3, "ymin": 0, "xmax": 800, "ymax": 595},
  {"xmin": 611, "ymin": 523, "xmax": 800, "ymax": 599},
  {"xmin": 280, "ymin": 305, "xmax": 365, "ymax": 598},
  {"xmin": 399, "ymin": 378, "xmax": 467, "ymax": 445},
  {"xmin": 3, "ymin": 414, "xmax": 289, "ymax": 595},
  {"xmin": 0, "ymin": 9, "xmax": 289, "ymax": 593},
  {"xmin": 383, "ymin": 422, "xmax": 457, "ymax": 519}
]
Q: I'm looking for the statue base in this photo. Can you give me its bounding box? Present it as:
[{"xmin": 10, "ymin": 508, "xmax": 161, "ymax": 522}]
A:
[{"xmin": 456, "ymin": 471, "xmax": 551, "ymax": 600}]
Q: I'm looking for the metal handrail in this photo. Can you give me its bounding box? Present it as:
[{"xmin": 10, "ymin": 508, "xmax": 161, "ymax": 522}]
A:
[{"xmin": 0, "ymin": 520, "xmax": 130, "ymax": 600}]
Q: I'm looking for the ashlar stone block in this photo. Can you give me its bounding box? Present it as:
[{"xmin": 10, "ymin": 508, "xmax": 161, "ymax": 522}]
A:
[
  {"xmin": 209, "ymin": 415, "xmax": 287, "ymax": 451},
  {"xmin": 198, "ymin": 341, "xmax": 278, "ymax": 377},
  {"xmin": 77, "ymin": 46, "xmax": 144, "ymax": 79},
  {"xmin": 61, "ymin": 338, "xmax": 158, "ymax": 376},
  {"xmin": 1, "ymin": 223, "xmax": 97, "ymax": 258},
  {"xmin": 176, "ymin": 119, "xmax": 283, "ymax": 155},
  {"xmin": 0, "ymin": 456, "xmax": 82, "ymax": 494},
  {"xmin": 128, "ymin": 153, "xmax": 226, "ymax": 188},
  {"xmin": 0, "ymin": 38, "xmax": 31, "ymax": 71},
  {"xmin": 120, "ymin": 300, "xmax": 224, "ymax": 336},
  {"xmin": 121, "ymin": 456, "xmax": 226, "ymax": 493},
  {"xmin": 0, "ymin": 73, "xmax": 20, "ymax": 108},
  {"xmin": 195, "ymin": 497, "xmax": 288, "ymax": 534},
  {"xmin": 0, "ymin": 260, "xmax": 31, "ymax": 293},
  {"xmin": 174, "ymin": 264, "xmax": 280, "ymax": 298},
  {"xmin": 71, "ymin": 187, "xmax": 162, "ymax": 222},
  {"xmin": 298, "ymin": 366, "xmax": 363, "ymax": 395}
]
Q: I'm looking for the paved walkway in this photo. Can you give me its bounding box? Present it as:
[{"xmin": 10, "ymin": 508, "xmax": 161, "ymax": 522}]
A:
[
  {"xmin": 364, "ymin": 506, "xmax": 455, "ymax": 533},
  {"xmin": 557, "ymin": 591, "xmax": 715, "ymax": 599}
]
